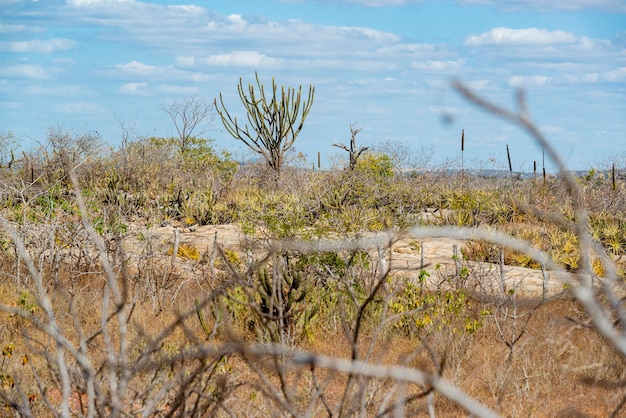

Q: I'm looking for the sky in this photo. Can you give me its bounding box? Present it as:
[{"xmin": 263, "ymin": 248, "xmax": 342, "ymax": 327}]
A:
[{"xmin": 1, "ymin": 0, "xmax": 625, "ymax": 172}]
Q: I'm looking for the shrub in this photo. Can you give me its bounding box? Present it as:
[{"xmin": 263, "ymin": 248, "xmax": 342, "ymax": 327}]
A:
[
  {"xmin": 389, "ymin": 284, "xmax": 481, "ymax": 336},
  {"xmin": 355, "ymin": 151, "xmax": 394, "ymax": 178}
]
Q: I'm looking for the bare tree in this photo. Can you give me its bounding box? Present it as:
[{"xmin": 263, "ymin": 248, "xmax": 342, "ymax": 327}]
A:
[
  {"xmin": 162, "ymin": 96, "xmax": 215, "ymax": 154},
  {"xmin": 46, "ymin": 126, "xmax": 102, "ymax": 162},
  {"xmin": 0, "ymin": 131, "xmax": 18, "ymax": 169},
  {"xmin": 371, "ymin": 139, "xmax": 435, "ymax": 174},
  {"xmin": 333, "ymin": 124, "xmax": 368, "ymax": 171},
  {"xmin": 214, "ymin": 72, "xmax": 315, "ymax": 176}
]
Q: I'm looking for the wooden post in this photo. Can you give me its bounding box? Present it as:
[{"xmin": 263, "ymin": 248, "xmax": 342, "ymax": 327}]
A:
[
  {"xmin": 541, "ymin": 262, "xmax": 548, "ymax": 301},
  {"xmin": 499, "ymin": 248, "xmax": 506, "ymax": 293},
  {"xmin": 453, "ymin": 244, "xmax": 461, "ymax": 277},
  {"xmin": 378, "ymin": 247, "xmax": 387, "ymax": 280},
  {"xmin": 542, "ymin": 150, "xmax": 546, "ymax": 187},
  {"xmin": 171, "ymin": 229, "xmax": 180, "ymax": 267},
  {"xmin": 612, "ymin": 163, "xmax": 616, "ymax": 192},
  {"xmin": 461, "ymin": 129, "xmax": 465, "ymax": 191},
  {"xmin": 506, "ymin": 144, "xmax": 513, "ymax": 178}
]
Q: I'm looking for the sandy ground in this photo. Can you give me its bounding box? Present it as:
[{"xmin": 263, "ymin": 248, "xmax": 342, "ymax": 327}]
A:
[{"xmin": 131, "ymin": 223, "xmax": 579, "ymax": 299}]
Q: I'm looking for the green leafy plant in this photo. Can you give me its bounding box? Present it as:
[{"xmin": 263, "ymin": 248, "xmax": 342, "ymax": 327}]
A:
[
  {"xmin": 389, "ymin": 284, "xmax": 480, "ymax": 336},
  {"xmin": 354, "ymin": 151, "xmax": 394, "ymax": 178}
]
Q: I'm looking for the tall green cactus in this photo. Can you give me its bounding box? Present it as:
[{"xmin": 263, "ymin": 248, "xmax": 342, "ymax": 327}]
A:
[
  {"xmin": 258, "ymin": 267, "xmax": 307, "ymax": 342},
  {"xmin": 215, "ymin": 72, "xmax": 315, "ymax": 176}
]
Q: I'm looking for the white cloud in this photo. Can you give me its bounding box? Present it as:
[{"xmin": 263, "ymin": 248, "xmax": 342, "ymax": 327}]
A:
[
  {"xmin": 227, "ymin": 14, "xmax": 246, "ymax": 26},
  {"xmin": 309, "ymin": 0, "xmax": 626, "ymax": 12},
  {"xmin": 54, "ymin": 101, "xmax": 106, "ymax": 114},
  {"xmin": 465, "ymin": 79, "xmax": 491, "ymax": 90},
  {"xmin": 175, "ymin": 56, "xmax": 195, "ymax": 67},
  {"xmin": 86, "ymin": 4, "xmax": 413, "ymax": 67},
  {"xmin": 508, "ymin": 75, "xmax": 551, "ymax": 87},
  {"xmin": 52, "ymin": 58, "xmax": 76, "ymax": 66},
  {"xmin": 119, "ymin": 82, "xmax": 148, "ymax": 95},
  {"xmin": 340, "ymin": 26, "xmax": 401, "ymax": 43},
  {"xmin": 156, "ymin": 84, "xmax": 200, "ymax": 96},
  {"xmin": 1, "ymin": 38, "xmax": 75, "ymax": 53},
  {"xmin": 320, "ymin": 0, "xmax": 420, "ymax": 5},
  {"xmin": 563, "ymin": 73, "xmax": 598, "ymax": 83},
  {"xmin": 110, "ymin": 61, "xmax": 212, "ymax": 85},
  {"xmin": 411, "ymin": 59, "xmax": 464, "ymax": 71},
  {"xmin": 603, "ymin": 67, "xmax": 626, "ymax": 82},
  {"xmin": 0, "ymin": 24, "xmax": 26, "ymax": 33},
  {"xmin": 204, "ymin": 51, "xmax": 284, "ymax": 68},
  {"xmin": 67, "ymin": 0, "xmax": 133, "ymax": 6},
  {"xmin": 459, "ymin": 0, "xmax": 626, "ymax": 13},
  {"xmin": 0, "ymin": 64, "xmax": 49, "ymax": 79},
  {"xmin": 465, "ymin": 27, "xmax": 577, "ymax": 46},
  {"xmin": 564, "ymin": 67, "xmax": 626, "ymax": 83},
  {"xmin": 167, "ymin": 4, "xmax": 204, "ymax": 15},
  {"xmin": 24, "ymin": 84, "xmax": 82, "ymax": 95},
  {"xmin": 47, "ymin": 1, "xmax": 434, "ymax": 77},
  {"xmin": 113, "ymin": 61, "xmax": 158, "ymax": 76}
]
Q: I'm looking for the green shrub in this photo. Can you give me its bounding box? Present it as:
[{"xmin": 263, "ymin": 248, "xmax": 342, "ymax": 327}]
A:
[
  {"xmin": 389, "ymin": 284, "xmax": 481, "ymax": 336},
  {"xmin": 355, "ymin": 151, "xmax": 394, "ymax": 178}
]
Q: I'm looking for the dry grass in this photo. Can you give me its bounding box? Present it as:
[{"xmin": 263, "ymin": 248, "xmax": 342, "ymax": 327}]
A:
[{"xmin": 2, "ymin": 256, "xmax": 625, "ymax": 417}]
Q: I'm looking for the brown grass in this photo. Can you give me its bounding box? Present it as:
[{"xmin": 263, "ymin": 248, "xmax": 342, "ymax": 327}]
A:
[{"xmin": 2, "ymin": 256, "xmax": 625, "ymax": 417}]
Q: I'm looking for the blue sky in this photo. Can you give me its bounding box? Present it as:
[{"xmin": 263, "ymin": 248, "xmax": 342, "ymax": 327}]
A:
[{"xmin": 1, "ymin": 0, "xmax": 625, "ymax": 172}]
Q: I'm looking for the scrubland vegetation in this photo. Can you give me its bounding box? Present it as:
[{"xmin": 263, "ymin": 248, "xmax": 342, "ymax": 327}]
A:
[{"xmin": 1, "ymin": 84, "xmax": 626, "ymax": 417}]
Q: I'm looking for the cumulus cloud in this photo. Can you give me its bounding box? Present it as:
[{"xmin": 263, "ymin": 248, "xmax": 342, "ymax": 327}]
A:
[
  {"xmin": 55, "ymin": 101, "xmax": 106, "ymax": 114},
  {"xmin": 564, "ymin": 67, "xmax": 626, "ymax": 83},
  {"xmin": 0, "ymin": 24, "xmax": 26, "ymax": 33},
  {"xmin": 113, "ymin": 61, "xmax": 158, "ymax": 76},
  {"xmin": 227, "ymin": 13, "xmax": 246, "ymax": 26},
  {"xmin": 156, "ymin": 84, "xmax": 200, "ymax": 95},
  {"xmin": 465, "ymin": 27, "xmax": 577, "ymax": 46},
  {"xmin": 108, "ymin": 61, "xmax": 212, "ymax": 84},
  {"xmin": 52, "ymin": 58, "xmax": 76, "ymax": 66},
  {"xmin": 279, "ymin": 0, "xmax": 626, "ymax": 12},
  {"xmin": 203, "ymin": 51, "xmax": 285, "ymax": 68},
  {"xmin": 340, "ymin": 26, "xmax": 401, "ymax": 43},
  {"xmin": 459, "ymin": 0, "xmax": 626, "ymax": 13},
  {"xmin": 315, "ymin": 0, "xmax": 421, "ymax": 5},
  {"xmin": 119, "ymin": 82, "xmax": 148, "ymax": 95},
  {"xmin": 1, "ymin": 38, "xmax": 75, "ymax": 53},
  {"xmin": 0, "ymin": 64, "xmax": 50, "ymax": 79},
  {"xmin": 167, "ymin": 4, "xmax": 204, "ymax": 14},
  {"xmin": 24, "ymin": 84, "xmax": 82, "ymax": 96},
  {"xmin": 464, "ymin": 79, "xmax": 491, "ymax": 90},
  {"xmin": 603, "ymin": 67, "xmax": 626, "ymax": 82},
  {"xmin": 41, "ymin": 1, "xmax": 429, "ymax": 77},
  {"xmin": 67, "ymin": 0, "xmax": 133, "ymax": 6},
  {"xmin": 85, "ymin": 3, "xmax": 409, "ymax": 69},
  {"xmin": 411, "ymin": 59, "xmax": 464, "ymax": 71},
  {"xmin": 508, "ymin": 75, "xmax": 551, "ymax": 87},
  {"xmin": 175, "ymin": 56, "xmax": 195, "ymax": 67}
]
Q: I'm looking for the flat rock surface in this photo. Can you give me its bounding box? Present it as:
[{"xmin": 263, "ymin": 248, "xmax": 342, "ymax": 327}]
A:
[{"xmin": 129, "ymin": 223, "xmax": 587, "ymax": 298}]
